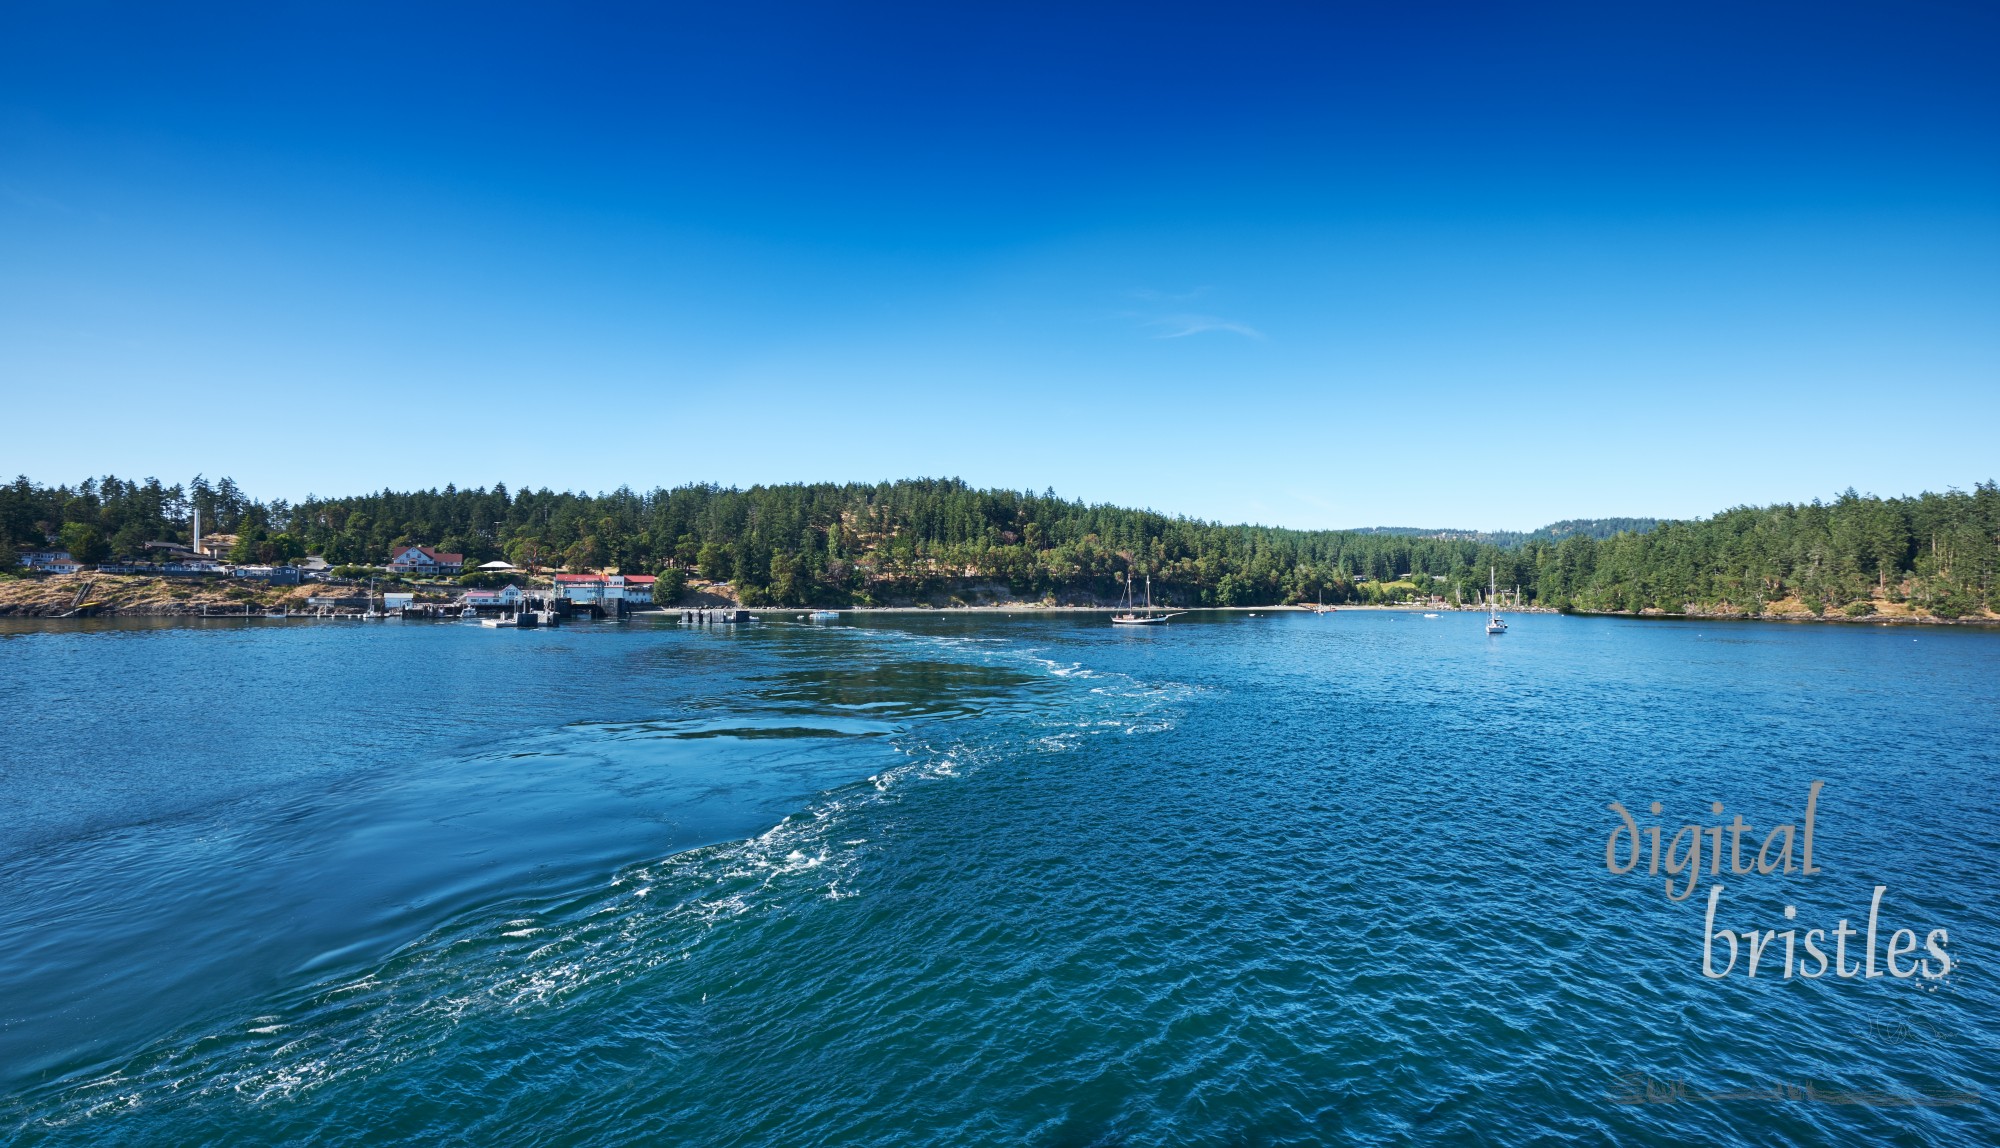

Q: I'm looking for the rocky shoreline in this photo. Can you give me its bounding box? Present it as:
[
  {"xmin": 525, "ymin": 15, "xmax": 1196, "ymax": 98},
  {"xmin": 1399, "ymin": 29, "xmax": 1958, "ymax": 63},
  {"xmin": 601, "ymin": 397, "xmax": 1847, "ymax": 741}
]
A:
[
  {"xmin": 1570, "ymin": 607, "xmax": 2000, "ymax": 627},
  {"xmin": 5, "ymin": 574, "xmax": 1994, "ymax": 626}
]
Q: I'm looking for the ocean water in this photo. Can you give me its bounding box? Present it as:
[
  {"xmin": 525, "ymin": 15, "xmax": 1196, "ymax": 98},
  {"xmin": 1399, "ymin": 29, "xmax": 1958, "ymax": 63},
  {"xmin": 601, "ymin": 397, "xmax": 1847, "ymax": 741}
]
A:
[{"xmin": 0, "ymin": 611, "xmax": 1994, "ymax": 1145}]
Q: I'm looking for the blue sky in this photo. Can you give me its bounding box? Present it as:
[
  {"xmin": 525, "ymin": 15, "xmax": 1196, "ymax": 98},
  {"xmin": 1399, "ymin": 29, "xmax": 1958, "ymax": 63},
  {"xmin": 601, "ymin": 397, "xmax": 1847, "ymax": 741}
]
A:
[{"xmin": 2, "ymin": 2, "xmax": 1995, "ymax": 530}]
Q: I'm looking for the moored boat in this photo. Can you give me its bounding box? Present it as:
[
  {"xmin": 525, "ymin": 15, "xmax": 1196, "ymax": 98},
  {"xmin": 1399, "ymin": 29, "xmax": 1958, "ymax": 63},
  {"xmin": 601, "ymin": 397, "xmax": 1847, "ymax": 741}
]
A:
[
  {"xmin": 1486, "ymin": 566, "xmax": 1508, "ymax": 635},
  {"xmin": 1112, "ymin": 571, "xmax": 1182, "ymax": 625}
]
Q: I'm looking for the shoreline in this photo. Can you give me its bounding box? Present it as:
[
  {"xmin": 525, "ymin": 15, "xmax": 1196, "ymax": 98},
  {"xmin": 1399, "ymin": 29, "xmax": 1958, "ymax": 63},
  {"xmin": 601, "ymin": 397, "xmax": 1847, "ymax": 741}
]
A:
[
  {"xmin": 735, "ymin": 603, "xmax": 1553, "ymax": 616},
  {"xmin": 745, "ymin": 604, "xmax": 1996, "ymax": 626},
  {"xmin": 4, "ymin": 573, "xmax": 1994, "ymax": 627},
  {"xmin": 1566, "ymin": 608, "xmax": 2000, "ymax": 627}
]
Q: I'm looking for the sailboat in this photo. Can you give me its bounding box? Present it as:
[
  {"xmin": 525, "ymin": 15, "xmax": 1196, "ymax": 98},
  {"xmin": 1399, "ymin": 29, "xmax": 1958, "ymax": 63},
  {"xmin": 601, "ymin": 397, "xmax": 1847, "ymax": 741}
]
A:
[
  {"xmin": 1112, "ymin": 571, "xmax": 1181, "ymax": 625},
  {"xmin": 1485, "ymin": 566, "xmax": 1508, "ymax": 635}
]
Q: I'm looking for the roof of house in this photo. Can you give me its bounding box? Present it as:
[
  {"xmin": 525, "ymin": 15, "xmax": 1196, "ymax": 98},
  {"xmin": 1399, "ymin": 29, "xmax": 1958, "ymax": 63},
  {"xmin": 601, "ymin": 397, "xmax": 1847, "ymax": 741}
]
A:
[
  {"xmin": 554, "ymin": 573, "xmax": 606, "ymax": 583},
  {"xmin": 621, "ymin": 574, "xmax": 658, "ymax": 584},
  {"xmin": 391, "ymin": 545, "xmax": 465, "ymax": 565},
  {"xmin": 477, "ymin": 560, "xmax": 517, "ymax": 570}
]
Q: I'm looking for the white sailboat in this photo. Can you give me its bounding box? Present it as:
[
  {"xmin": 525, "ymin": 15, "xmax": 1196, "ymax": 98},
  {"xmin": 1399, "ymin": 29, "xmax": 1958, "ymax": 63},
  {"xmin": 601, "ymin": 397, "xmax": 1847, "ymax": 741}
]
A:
[
  {"xmin": 1486, "ymin": 566, "xmax": 1508, "ymax": 635},
  {"xmin": 1112, "ymin": 571, "xmax": 1181, "ymax": 625}
]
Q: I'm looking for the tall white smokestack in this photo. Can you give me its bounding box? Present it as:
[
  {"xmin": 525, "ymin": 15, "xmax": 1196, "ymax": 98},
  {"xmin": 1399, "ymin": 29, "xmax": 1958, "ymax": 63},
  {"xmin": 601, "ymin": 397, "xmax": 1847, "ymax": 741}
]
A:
[{"xmin": 192, "ymin": 505, "xmax": 201, "ymax": 557}]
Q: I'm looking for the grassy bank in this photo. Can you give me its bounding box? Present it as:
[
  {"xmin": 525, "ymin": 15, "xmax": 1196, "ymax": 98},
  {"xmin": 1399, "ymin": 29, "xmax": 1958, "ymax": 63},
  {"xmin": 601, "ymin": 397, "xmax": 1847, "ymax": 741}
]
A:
[{"xmin": 1, "ymin": 573, "xmax": 333, "ymax": 616}]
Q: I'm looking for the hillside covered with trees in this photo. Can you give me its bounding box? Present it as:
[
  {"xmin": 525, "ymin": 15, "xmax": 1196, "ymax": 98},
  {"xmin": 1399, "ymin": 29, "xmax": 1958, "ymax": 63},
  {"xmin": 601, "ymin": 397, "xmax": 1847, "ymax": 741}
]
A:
[
  {"xmin": 1345, "ymin": 518, "xmax": 1662, "ymax": 548},
  {"xmin": 4, "ymin": 475, "xmax": 1996, "ymax": 617}
]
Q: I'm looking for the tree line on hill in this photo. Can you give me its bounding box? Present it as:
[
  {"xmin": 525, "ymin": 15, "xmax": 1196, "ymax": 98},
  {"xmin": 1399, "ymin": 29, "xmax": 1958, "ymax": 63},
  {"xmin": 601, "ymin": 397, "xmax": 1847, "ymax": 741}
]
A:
[
  {"xmin": 3, "ymin": 475, "xmax": 1996, "ymax": 617},
  {"xmin": 1344, "ymin": 518, "xmax": 1662, "ymax": 547}
]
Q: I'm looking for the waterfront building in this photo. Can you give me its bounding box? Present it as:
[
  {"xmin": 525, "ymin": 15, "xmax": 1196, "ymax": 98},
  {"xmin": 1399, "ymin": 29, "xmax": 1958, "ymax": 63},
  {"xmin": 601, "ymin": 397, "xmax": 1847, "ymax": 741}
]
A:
[
  {"xmin": 554, "ymin": 573, "xmax": 611, "ymax": 604},
  {"xmin": 460, "ymin": 586, "xmax": 524, "ymax": 612},
  {"xmin": 388, "ymin": 545, "xmax": 466, "ymax": 576},
  {"xmin": 19, "ymin": 549, "xmax": 80, "ymax": 574},
  {"xmin": 616, "ymin": 574, "xmax": 657, "ymax": 604}
]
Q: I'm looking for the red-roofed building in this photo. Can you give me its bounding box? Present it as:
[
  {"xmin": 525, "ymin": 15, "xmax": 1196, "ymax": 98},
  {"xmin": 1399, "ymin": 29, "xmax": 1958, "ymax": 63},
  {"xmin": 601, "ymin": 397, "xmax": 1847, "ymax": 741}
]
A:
[
  {"xmin": 616, "ymin": 574, "xmax": 657, "ymax": 604},
  {"xmin": 553, "ymin": 572, "xmax": 605, "ymax": 603},
  {"xmin": 555, "ymin": 573, "xmax": 604, "ymax": 607},
  {"xmin": 388, "ymin": 545, "xmax": 465, "ymax": 575}
]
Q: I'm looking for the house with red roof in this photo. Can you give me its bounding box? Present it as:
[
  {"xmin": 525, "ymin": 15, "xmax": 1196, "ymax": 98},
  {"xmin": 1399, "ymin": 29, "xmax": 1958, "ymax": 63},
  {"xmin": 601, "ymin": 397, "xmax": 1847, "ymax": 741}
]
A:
[
  {"xmin": 553, "ymin": 572, "xmax": 608, "ymax": 603},
  {"xmin": 388, "ymin": 544, "xmax": 464, "ymax": 575}
]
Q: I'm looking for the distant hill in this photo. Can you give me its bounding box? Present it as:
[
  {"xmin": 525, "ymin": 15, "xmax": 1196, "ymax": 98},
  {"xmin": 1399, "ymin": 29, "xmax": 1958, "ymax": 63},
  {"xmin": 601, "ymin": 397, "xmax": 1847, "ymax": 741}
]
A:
[
  {"xmin": 1346, "ymin": 518, "xmax": 1660, "ymax": 548},
  {"xmin": 1345, "ymin": 525, "xmax": 1508, "ymax": 543},
  {"xmin": 1525, "ymin": 518, "xmax": 1661, "ymax": 543},
  {"xmin": 13, "ymin": 474, "xmax": 1990, "ymax": 617}
]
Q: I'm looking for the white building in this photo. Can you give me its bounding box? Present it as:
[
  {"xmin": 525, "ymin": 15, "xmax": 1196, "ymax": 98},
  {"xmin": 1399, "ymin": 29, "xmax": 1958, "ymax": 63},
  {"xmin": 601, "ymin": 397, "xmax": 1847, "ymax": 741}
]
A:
[
  {"xmin": 460, "ymin": 586, "xmax": 524, "ymax": 611},
  {"xmin": 554, "ymin": 574, "xmax": 612, "ymax": 604},
  {"xmin": 614, "ymin": 574, "xmax": 657, "ymax": 604},
  {"xmin": 20, "ymin": 550, "xmax": 80, "ymax": 574},
  {"xmin": 388, "ymin": 545, "xmax": 465, "ymax": 576}
]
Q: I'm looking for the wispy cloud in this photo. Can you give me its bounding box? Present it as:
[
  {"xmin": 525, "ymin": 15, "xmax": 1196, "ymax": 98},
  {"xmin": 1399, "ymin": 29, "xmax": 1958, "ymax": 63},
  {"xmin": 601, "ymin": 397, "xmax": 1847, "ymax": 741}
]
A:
[
  {"xmin": 1144, "ymin": 313, "xmax": 1264, "ymax": 340},
  {"xmin": 1123, "ymin": 287, "xmax": 1263, "ymax": 340},
  {"xmin": 0, "ymin": 179, "xmax": 78, "ymax": 216}
]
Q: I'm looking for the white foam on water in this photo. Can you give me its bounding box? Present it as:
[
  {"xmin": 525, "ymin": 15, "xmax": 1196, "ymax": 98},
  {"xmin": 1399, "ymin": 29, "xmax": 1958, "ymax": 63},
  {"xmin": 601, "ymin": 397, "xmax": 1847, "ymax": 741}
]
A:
[{"xmin": 12, "ymin": 616, "xmax": 1198, "ymax": 1133}]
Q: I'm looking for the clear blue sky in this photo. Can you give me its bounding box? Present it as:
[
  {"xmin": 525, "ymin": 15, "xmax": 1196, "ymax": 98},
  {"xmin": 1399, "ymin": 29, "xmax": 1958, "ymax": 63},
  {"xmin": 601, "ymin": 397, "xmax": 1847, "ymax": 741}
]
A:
[{"xmin": 2, "ymin": 2, "xmax": 1995, "ymax": 530}]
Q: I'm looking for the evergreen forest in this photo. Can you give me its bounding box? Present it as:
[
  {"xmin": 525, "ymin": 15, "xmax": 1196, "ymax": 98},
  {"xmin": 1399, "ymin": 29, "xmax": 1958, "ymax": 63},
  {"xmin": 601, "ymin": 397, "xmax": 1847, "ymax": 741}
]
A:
[{"xmin": 5, "ymin": 475, "xmax": 1996, "ymax": 617}]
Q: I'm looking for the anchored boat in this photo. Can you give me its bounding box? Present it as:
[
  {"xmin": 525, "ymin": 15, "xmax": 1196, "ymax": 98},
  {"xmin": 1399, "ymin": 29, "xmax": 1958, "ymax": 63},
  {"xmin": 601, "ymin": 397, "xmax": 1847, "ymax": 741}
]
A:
[
  {"xmin": 1486, "ymin": 566, "xmax": 1508, "ymax": 635},
  {"xmin": 1112, "ymin": 571, "xmax": 1182, "ymax": 626}
]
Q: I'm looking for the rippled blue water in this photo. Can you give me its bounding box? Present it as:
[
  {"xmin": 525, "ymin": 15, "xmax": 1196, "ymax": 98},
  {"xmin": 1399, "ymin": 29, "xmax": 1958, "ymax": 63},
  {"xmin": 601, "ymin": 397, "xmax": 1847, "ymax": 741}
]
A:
[{"xmin": 1, "ymin": 611, "xmax": 1995, "ymax": 1145}]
